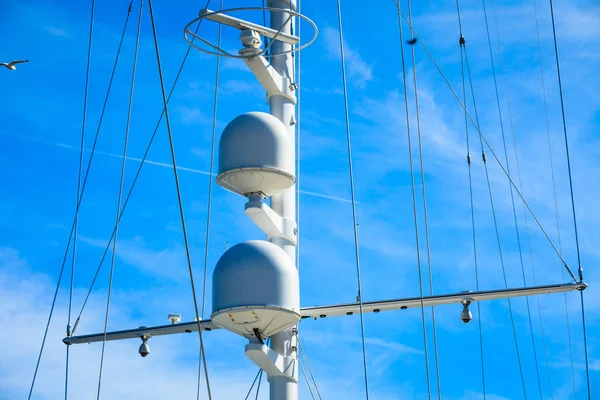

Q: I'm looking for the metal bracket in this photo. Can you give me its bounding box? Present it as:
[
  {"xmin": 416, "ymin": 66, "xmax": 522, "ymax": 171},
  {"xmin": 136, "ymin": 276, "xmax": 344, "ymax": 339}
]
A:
[
  {"xmin": 245, "ymin": 342, "xmax": 298, "ymax": 382},
  {"xmin": 241, "ymin": 46, "xmax": 296, "ymax": 104},
  {"xmin": 245, "ymin": 196, "xmax": 297, "ymax": 245}
]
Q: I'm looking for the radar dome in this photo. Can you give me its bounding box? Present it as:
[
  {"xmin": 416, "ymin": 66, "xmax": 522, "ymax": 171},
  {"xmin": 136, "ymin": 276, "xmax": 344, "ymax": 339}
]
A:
[
  {"xmin": 211, "ymin": 240, "xmax": 300, "ymax": 338},
  {"xmin": 217, "ymin": 112, "xmax": 295, "ymax": 198}
]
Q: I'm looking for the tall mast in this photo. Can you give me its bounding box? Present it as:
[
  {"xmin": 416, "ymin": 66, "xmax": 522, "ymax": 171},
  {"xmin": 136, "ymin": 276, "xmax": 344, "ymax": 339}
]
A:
[{"xmin": 267, "ymin": 2, "xmax": 298, "ymax": 399}]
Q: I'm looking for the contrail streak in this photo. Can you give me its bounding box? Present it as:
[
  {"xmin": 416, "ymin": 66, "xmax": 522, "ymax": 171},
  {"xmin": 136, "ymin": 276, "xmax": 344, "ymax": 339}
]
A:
[{"xmin": 1, "ymin": 131, "xmax": 359, "ymax": 204}]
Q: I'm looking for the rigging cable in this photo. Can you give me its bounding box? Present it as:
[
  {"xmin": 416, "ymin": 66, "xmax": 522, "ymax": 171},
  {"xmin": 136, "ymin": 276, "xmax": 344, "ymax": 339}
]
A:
[
  {"xmin": 299, "ymin": 355, "xmax": 317, "ymax": 400},
  {"xmin": 70, "ymin": 8, "xmax": 208, "ymax": 335},
  {"xmin": 548, "ymin": 0, "xmax": 591, "ymax": 397},
  {"xmin": 197, "ymin": 0, "xmax": 222, "ymax": 398},
  {"xmin": 479, "ymin": 1, "xmax": 528, "ymax": 396},
  {"xmin": 455, "ymin": 1, "xmax": 487, "ymax": 397},
  {"xmin": 244, "ymin": 369, "xmax": 263, "ymax": 400},
  {"xmin": 394, "ymin": 8, "xmax": 577, "ymax": 283},
  {"xmin": 64, "ymin": 0, "xmax": 95, "ymax": 397},
  {"xmin": 406, "ymin": 1, "xmax": 442, "ymax": 397},
  {"xmin": 533, "ymin": 0, "xmax": 564, "ymax": 398},
  {"xmin": 254, "ymin": 369, "xmax": 264, "ymax": 400},
  {"xmin": 96, "ymin": 0, "xmax": 141, "ymax": 398},
  {"xmin": 297, "ymin": 335, "xmax": 323, "ymax": 400},
  {"xmin": 146, "ymin": 0, "xmax": 212, "ymax": 398},
  {"xmin": 244, "ymin": 338, "xmax": 271, "ymax": 400},
  {"xmin": 393, "ymin": 2, "xmax": 432, "ymax": 398},
  {"xmin": 487, "ymin": 0, "xmax": 545, "ymax": 397},
  {"xmin": 28, "ymin": 3, "xmax": 133, "ymax": 397},
  {"xmin": 335, "ymin": 0, "xmax": 370, "ymax": 397},
  {"xmin": 531, "ymin": 0, "xmax": 576, "ymax": 395}
]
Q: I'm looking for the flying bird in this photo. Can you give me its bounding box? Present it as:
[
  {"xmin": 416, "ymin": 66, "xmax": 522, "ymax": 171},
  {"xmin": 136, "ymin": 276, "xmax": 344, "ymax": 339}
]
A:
[{"xmin": 1, "ymin": 60, "xmax": 29, "ymax": 70}]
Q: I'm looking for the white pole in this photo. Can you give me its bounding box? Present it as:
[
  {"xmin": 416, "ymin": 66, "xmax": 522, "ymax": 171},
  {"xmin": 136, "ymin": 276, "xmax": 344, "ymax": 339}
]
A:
[{"xmin": 267, "ymin": 1, "xmax": 298, "ymax": 399}]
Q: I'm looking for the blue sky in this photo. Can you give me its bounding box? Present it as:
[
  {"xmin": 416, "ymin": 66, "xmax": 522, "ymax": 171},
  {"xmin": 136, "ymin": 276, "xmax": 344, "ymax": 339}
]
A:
[{"xmin": 0, "ymin": 0, "xmax": 598, "ymax": 399}]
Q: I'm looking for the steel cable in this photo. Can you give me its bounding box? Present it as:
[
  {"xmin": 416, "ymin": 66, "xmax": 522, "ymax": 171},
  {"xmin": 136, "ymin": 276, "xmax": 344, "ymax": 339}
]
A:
[
  {"xmin": 146, "ymin": 0, "xmax": 212, "ymax": 397},
  {"xmin": 406, "ymin": 1, "xmax": 442, "ymax": 397},
  {"xmin": 394, "ymin": 2, "xmax": 432, "ymax": 398},
  {"xmin": 487, "ymin": 0, "xmax": 544, "ymax": 396},
  {"xmin": 28, "ymin": 3, "xmax": 133, "ymax": 397},
  {"xmin": 96, "ymin": 1, "xmax": 142, "ymax": 397},
  {"xmin": 64, "ymin": 0, "xmax": 96, "ymax": 397},
  {"xmin": 335, "ymin": 0, "xmax": 370, "ymax": 398},
  {"xmin": 71, "ymin": 11, "xmax": 207, "ymax": 336},
  {"xmin": 394, "ymin": 8, "xmax": 578, "ymax": 283},
  {"xmin": 196, "ymin": 0, "xmax": 222, "ymax": 398},
  {"xmin": 548, "ymin": 0, "xmax": 591, "ymax": 397},
  {"xmin": 530, "ymin": 0, "xmax": 575, "ymax": 397},
  {"xmin": 455, "ymin": 1, "xmax": 487, "ymax": 396}
]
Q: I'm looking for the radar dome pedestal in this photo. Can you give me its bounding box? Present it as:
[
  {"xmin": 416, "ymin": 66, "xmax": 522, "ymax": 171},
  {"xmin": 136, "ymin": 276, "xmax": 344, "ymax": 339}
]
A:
[
  {"xmin": 217, "ymin": 112, "xmax": 295, "ymax": 198},
  {"xmin": 211, "ymin": 240, "xmax": 300, "ymax": 338}
]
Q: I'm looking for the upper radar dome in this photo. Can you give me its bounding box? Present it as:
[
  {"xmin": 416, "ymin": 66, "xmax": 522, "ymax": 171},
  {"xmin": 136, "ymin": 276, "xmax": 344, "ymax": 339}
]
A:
[{"xmin": 217, "ymin": 112, "xmax": 294, "ymax": 198}]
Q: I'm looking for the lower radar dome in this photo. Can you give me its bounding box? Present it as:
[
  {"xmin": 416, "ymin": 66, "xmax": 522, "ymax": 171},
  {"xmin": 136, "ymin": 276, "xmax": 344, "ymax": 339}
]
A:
[
  {"xmin": 217, "ymin": 112, "xmax": 295, "ymax": 198},
  {"xmin": 211, "ymin": 240, "xmax": 300, "ymax": 338}
]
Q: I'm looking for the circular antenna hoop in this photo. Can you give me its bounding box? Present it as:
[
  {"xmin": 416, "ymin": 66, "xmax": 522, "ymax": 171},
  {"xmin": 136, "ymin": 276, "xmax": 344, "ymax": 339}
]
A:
[{"xmin": 184, "ymin": 7, "xmax": 318, "ymax": 59}]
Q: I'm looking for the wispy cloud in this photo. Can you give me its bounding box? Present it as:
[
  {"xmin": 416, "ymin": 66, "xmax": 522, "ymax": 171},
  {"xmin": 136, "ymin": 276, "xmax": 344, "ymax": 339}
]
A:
[
  {"xmin": 44, "ymin": 26, "xmax": 69, "ymax": 38},
  {"xmin": 322, "ymin": 27, "xmax": 373, "ymax": 89},
  {"xmin": 220, "ymin": 79, "xmax": 264, "ymax": 96},
  {"xmin": 78, "ymin": 235, "xmax": 187, "ymax": 279},
  {"xmin": 176, "ymin": 106, "xmax": 211, "ymax": 125}
]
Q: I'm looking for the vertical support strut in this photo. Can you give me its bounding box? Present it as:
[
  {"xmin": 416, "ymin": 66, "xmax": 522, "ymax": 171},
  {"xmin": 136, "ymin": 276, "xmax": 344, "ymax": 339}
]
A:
[{"xmin": 267, "ymin": 1, "xmax": 298, "ymax": 399}]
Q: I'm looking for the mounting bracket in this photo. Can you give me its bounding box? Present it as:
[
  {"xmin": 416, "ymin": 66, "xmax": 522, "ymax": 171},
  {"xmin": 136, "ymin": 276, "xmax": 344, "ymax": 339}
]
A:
[
  {"xmin": 245, "ymin": 196, "xmax": 297, "ymax": 245},
  {"xmin": 245, "ymin": 342, "xmax": 298, "ymax": 382},
  {"xmin": 240, "ymin": 36, "xmax": 296, "ymax": 105}
]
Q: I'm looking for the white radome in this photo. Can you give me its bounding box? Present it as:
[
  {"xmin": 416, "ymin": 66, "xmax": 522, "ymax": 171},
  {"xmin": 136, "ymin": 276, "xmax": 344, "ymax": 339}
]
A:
[
  {"xmin": 217, "ymin": 112, "xmax": 295, "ymax": 198},
  {"xmin": 211, "ymin": 240, "xmax": 300, "ymax": 338}
]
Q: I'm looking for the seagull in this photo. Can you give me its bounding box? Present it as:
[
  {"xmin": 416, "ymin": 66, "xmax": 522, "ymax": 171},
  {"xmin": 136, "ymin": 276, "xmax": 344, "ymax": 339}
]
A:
[{"xmin": 1, "ymin": 60, "xmax": 29, "ymax": 70}]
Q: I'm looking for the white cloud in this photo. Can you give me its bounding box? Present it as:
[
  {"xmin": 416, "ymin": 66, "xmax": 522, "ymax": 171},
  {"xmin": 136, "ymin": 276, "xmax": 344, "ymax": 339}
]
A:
[
  {"xmin": 220, "ymin": 79, "xmax": 264, "ymax": 96},
  {"xmin": 44, "ymin": 26, "xmax": 69, "ymax": 38},
  {"xmin": 322, "ymin": 27, "xmax": 373, "ymax": 89},
  {"xmin": 176, "ymin": 106, "xmax": 211, "ymax": 125},
  {"xmin": 78, "ymin": 235, "xmax": 188, "ymax": 280}
]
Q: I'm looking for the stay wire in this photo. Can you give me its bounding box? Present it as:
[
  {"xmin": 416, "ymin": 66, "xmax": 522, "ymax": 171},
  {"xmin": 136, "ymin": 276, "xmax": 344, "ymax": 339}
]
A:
[
  {"xmin": 28, "ymin": 3, "xmax": 133, "ymax": 397},
  {"xmin": 146, "ymin": 1, "xmax": 212, "ymax": 398},
  {"xmin": 480, "ymin": 1, "xmax": 528, "ymax": 396},
  {"xmin": 406, "ymin": 1, "xmax": 442, "ymax": 397},
  {"xmin": 71, "ymin": 13, "xmax": 206, "ymax": 336},
  {"xmin": 96, "ymin": 1, "xmax": 141, "ymax": 398},
  {"xmin": 394, "ymin": 3, "xmax": 431, "ymax": 398},
  {"xmin": 455, "ymin": 1, "xmax": 487, "ymax": 396},
  {"xmin": 64, "ymin": 0, "xmax": 96, "ymax": 397},
  {"xmin": 244, "ymin": 338, "xmax": 270, "ymax": 400},
  {"xmin": 196, "ymin": 0, "xmax": 222, "ymax": 398},
  {"xmin": 488, "ymin": 0, "xmax": 543, "ymax": 397},
  {"xmin": 298, "ymin": 335, "xmax": 322, "ymax": 400},
  {"xmin": 244, "ymin": 369, "xmax": 262, "ymax": 400},
  {"xmin": 299, "ymin": 356, "xmax": 317, "ymax": 400},
  {"xmin": 531, "ymin": 0, "xmax": 575, "ymax": 396},
  {"xmin": 395, "ymin": 8, "xmax": 577, "ymax": 283},
  {"xmin": 548, "ymin": 0, "xmax": 590, "ymax": 397},
  {"xmin": 463, "ymin": 31, "xmax": 524, "ymax": 400},
  {"xmin": 335, "ymin": 1, "xmax": 370, "ymax": 398}
]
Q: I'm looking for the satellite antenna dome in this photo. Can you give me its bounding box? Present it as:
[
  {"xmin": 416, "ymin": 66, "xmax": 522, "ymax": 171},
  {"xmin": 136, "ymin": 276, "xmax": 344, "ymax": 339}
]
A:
[
  {"xmin": 211, "ymin": 240, "xmax": 300, "ymax": 338},
  {"xmin": 217, "ymin": 112, "xmax": 295, "ymax": 198}
]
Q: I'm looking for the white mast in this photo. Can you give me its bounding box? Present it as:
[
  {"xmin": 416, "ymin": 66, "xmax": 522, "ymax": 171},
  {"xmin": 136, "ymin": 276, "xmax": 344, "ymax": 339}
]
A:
[{"xmin": 266, "ymin": 1, "xmax": 298, "ymax": 399}]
